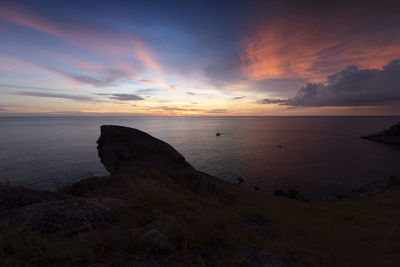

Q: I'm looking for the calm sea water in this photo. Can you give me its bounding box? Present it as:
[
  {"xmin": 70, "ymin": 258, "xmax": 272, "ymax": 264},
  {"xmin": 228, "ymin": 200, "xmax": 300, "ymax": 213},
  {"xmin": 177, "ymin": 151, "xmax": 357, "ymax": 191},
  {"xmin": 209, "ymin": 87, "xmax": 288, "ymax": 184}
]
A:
[{"xmin": 1, "ymin": 116, "xmax": 400, "ymax": 200}]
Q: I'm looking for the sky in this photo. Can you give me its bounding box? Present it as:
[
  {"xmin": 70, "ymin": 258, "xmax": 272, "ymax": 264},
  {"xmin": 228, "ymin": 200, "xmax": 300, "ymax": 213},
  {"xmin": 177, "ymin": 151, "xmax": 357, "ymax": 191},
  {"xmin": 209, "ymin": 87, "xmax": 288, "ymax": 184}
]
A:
[{"xmin": 1, "ymin": 0, "xmax": 400, "ymax": 116}]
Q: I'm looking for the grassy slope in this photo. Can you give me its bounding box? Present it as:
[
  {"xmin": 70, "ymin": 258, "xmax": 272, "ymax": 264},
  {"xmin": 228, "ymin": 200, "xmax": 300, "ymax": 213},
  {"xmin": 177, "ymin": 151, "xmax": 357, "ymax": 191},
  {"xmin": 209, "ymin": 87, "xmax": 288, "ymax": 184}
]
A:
[{"xmin": 1, "ymin": 170, "xmax": 400, "ymax": 266}]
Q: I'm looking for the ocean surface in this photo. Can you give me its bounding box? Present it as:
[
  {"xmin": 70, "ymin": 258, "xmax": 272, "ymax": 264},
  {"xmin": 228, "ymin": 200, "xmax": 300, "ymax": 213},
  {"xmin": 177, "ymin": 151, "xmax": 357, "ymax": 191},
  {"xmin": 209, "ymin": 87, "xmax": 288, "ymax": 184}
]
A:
[{"xmin": 1, "ymin": 116, "xmax": 400, "ymax": 200}]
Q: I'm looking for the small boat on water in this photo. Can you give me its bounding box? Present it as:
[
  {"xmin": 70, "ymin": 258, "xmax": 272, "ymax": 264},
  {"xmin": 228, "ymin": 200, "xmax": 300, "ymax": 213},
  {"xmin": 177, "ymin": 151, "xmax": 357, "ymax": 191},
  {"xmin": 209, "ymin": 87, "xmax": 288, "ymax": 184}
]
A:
[{"xmin": 216, "ymin": 132, "xmax": 221, "ymax": 136}]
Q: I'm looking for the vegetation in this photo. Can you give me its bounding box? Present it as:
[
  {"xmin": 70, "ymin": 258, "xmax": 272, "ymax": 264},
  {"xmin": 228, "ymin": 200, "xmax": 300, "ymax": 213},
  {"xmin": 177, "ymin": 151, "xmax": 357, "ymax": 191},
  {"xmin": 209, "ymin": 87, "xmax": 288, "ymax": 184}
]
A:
[{"xmin": 1, "ymin": 169, "xmax": 400, "ymax": 266}]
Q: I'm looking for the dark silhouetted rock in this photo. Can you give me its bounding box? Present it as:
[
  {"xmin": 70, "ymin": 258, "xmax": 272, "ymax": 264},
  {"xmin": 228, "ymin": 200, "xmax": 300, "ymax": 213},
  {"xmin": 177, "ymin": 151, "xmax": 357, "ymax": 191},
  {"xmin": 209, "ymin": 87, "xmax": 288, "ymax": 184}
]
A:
[
  {"xmin": 361, "ymin": 122, "xmax": 400, "ymax": 144},
  {"xmin": 97, "ymin": 125, "xmax": 219, "ymax": 196},
  {"xmin": 97, "ymin": 125, "xmax": 193, "ymax": 174},
  {"xmin": 139, "ymin": 229, "xmax": 173, "ymax": 254}
]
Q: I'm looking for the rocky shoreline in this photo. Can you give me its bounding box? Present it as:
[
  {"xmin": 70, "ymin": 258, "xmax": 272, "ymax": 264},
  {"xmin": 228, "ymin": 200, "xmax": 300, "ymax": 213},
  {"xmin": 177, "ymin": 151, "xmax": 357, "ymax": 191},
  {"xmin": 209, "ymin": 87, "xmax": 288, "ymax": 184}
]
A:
[
  {"xmin": 1, "ymin": 125, "xmax": 400, "ymax": 266},
  {"xmin": 361, "ymin": 121, "xmax": 400, "ymax": 144},
  {"xmin": 0, "ymin": 125, "xmax": 289, "ymax": 266},
  {"xmin": 323, "ymin": 176, "xmax": 400, "ymax": 201}
]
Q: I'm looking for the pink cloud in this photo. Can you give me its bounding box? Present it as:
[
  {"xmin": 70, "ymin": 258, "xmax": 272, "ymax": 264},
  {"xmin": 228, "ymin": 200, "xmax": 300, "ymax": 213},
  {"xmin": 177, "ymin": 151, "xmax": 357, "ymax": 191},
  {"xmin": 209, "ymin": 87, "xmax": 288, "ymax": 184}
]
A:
[{"xmin": 241, "ymin": 11, "xmax": 400, "ymax": 82}]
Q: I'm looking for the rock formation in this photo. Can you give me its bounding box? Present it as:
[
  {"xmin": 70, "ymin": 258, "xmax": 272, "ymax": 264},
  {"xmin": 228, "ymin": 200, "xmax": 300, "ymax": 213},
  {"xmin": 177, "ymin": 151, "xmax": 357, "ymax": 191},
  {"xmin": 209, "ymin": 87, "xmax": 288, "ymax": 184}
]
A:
[
  {"xmin": 97, "ymin": 125, "xmax": 194, "ymax": 174},
  {"xmin": 97, "ymin": 125, "xmax": 218, "ymax": 195},
  {"xmin": 361, "ymin": 122, "xmax": 400, "ymax": 144}
]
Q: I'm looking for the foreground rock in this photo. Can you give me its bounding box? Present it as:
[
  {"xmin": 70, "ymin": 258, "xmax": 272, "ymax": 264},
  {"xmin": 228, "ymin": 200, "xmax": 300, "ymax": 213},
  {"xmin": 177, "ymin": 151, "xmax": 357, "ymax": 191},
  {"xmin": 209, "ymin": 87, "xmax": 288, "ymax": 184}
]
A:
[
  {"xmin": 97, "ymin": 125, "xmax": 218, "ymax": 195},
  {"xmin": 139, "ymin": 229, "xmax": 174, "ymax": 254},
  {"xmin": 361, "ymin": 122, "xmax": 400, "ymax": 144},
  {"xmin": 97, "ymin": 125, "xmax": 194, "ymax": 174}
]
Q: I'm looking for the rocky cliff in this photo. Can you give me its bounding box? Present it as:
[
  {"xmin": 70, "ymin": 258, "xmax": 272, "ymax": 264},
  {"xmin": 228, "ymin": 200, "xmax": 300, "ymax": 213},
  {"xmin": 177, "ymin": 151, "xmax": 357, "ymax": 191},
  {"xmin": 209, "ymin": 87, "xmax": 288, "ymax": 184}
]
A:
[{"xmin": 361, "ymin": 122, "xmax": 400, "ymax": 144}]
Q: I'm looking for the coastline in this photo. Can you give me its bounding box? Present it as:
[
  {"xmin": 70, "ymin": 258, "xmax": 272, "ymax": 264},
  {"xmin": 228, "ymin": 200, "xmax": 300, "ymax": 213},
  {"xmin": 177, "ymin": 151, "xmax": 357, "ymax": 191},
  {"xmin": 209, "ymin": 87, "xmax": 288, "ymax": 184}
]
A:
[{"xmin": 1, "ymin": 125, "xmax": 400, "ymax": 266}]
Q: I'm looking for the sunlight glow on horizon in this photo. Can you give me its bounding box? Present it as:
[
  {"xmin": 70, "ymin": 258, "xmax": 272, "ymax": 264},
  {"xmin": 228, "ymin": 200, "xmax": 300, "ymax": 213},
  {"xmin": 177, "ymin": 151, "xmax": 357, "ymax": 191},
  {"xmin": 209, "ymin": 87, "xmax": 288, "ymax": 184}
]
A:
[{"xmin": 1, "ymin": 1, "xmax": 400, "ymax": 116}]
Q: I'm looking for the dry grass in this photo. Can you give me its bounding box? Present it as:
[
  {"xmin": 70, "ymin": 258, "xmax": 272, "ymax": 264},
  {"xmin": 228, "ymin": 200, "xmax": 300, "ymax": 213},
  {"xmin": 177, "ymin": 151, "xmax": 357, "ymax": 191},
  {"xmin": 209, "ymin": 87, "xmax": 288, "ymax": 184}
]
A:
[
  {"xmin": 222, "ymin": 181, "xmax": 400, "ymax": 266},
  {"xmin": 1, "ymin": 170, "xmax": 400, "ymax": 266}
]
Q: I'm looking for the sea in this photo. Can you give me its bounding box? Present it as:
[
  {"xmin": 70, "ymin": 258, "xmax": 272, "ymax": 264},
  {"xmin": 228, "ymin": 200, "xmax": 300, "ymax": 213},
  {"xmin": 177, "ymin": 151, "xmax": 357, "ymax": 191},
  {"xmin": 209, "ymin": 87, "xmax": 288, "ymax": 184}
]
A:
[{"xmin": 1, "ymin": 116, "xmax": 400, "ymax": 200}]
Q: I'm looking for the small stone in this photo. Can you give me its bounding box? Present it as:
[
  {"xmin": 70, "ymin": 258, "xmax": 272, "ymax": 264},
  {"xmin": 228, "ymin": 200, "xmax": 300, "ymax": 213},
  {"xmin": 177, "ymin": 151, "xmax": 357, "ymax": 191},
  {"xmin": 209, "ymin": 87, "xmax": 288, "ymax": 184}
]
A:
[{"xmin": 139, "ymin": 229, "xmax": 173, "ymax": 254}]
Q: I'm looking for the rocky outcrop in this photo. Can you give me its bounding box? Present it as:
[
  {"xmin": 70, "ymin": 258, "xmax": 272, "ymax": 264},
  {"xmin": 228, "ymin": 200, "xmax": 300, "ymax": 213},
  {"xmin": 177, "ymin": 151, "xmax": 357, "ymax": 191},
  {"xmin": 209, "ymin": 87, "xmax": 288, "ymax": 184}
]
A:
[
  {"xmin": 97, "ymin": 125, "xmax": 193, "ymax": 174},
  {"xmin": 361, "ymin": 122, "xmax": 400, "ymax": 144},
  {"xmin": 97, "ymin": 125, "xmax": 218, "ymax": 195}
]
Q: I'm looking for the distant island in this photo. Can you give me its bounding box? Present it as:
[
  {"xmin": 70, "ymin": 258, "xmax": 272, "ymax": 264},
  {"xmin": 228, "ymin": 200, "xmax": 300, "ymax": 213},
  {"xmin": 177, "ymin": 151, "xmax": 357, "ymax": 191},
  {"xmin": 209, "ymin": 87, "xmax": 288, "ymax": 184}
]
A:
[
  {"xmin": 0, "ymin": 125, "xmax": 400, "ymax": 266},
  {"xmin": 361, "ymin": 122, "xmax": 400, "ymax": 144}
]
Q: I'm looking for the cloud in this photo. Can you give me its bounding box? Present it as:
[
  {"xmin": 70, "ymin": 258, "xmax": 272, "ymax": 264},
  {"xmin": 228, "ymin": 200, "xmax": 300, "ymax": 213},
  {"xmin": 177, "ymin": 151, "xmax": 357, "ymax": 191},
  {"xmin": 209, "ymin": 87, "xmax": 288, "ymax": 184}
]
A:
[
  {"xmin": 158, "ymin": 106, "xmax": 202, "ymax": 112},
  {"xmin": 0, "ymin": 84, "xmax": 36, "ymax": 90},
  {"xmin": 132, "ymin": 38, "xmax": 161, "ymax": 72},
  {"xmin": 205, "ymin": 109, "xmax": 228, "ymax": 113},
  {"xmin": 186, "ymin": 91, "xmax": 209, "ymax": 96},
  {"xmin": 241, "ymin": 1, "xmax": 400, "ymax": 81},
  {"xmin": 107, "ymin": 94, "xmax": 144, "ymax": 101},
  {"xmin": 139, "ymin": 80, "xmax": 176, "ymax": 90},
  {"xmin": 260, "ymin": 60, "xmax": 400, "ymax": 107},
  {"xmin": 232, "ymin": 96, "xmax": 245, "ymax": 100},
  {"xmin": 245, "ymin": 78, "xmax": 305, "ymax": 97},
  {"xmin": 135, "ymin": 88, "xmax": 159, "ymax": 94},
  {"xmin": 41, "ymin": 65, "xmax": 132, "ymax": 88},
  {"xmin": 0, "ymin": 3, "xmax": 134, "ymax": 55},
  {"xmin": 258, "ymin": 98, "xmax": 286, "ymax": 104},
  {"xmin": 96, "ymin": 93, "xmax": 144, "ymax": 101},
  {"xmin": 13, "ymin": 91, "xmax": 95, "ymax": 101}
]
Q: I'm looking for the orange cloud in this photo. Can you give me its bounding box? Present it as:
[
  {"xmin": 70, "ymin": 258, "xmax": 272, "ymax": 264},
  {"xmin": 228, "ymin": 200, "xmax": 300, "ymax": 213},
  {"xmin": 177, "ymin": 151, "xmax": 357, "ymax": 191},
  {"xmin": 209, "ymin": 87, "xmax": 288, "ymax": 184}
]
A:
[
  {"xmin": 139, "ymin": 79, "xmax": 176, "ymax": 91},
  {"xmin": 0, "ymin": 3, "xmax": 133, "ymax": 55},
  {"xmin": 131, "ymin": 40, "xmax": 179, "ymax": 90},
  {"xmin": 0, "ymin": 5, "xmax": 61, "ymax": 37},
  {"xmin": 241, "ymin": 13, "xmax": 400, "ymax": 82},
  {"xmin": 132, "ymin": 39, "xmax": 161, "ymax": 72}
]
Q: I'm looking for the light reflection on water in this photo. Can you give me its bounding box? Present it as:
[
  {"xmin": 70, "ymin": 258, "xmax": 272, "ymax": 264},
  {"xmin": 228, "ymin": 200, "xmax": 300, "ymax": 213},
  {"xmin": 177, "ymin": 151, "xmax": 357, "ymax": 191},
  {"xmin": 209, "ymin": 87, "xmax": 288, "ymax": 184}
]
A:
[{"xmin": 0, "ymin": 116, "xmax": 399, "ymax": 200}]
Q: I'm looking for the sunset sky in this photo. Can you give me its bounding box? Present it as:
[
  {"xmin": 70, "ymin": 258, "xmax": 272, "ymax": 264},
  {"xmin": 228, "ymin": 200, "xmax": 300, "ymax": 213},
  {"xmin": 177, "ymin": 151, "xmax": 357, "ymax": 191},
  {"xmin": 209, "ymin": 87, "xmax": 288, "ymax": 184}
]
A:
[{"xmin": 1, "ymin": 0, "xmax": 400, "ymax": 116}]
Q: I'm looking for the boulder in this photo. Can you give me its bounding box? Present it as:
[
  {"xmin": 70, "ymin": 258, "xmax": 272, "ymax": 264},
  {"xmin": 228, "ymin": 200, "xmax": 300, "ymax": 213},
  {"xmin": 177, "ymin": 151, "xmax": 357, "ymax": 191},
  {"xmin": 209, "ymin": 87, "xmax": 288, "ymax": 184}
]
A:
[
  {"xmin": 97, "ymin": 125, "xmax": 194, "ymax": 174},
  {"xmin": 139, "ymin": 229, "xmax": 173, "ymax": 254},
  {"xmin": 96, "ymin": 125, "xmax": 219, "ymax": 195},
  {"xmin": 361, "ymin": 122, "xmax": 400, "ymax": 144}
]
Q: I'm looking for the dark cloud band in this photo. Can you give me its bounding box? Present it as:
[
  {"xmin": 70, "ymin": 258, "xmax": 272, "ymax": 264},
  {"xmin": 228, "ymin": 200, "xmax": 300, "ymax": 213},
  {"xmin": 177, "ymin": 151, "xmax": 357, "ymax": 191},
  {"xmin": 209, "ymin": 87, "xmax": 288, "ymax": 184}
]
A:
[{"xmin": 260, "ymin": 60, "xmax": 400, "ymax": 107}]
